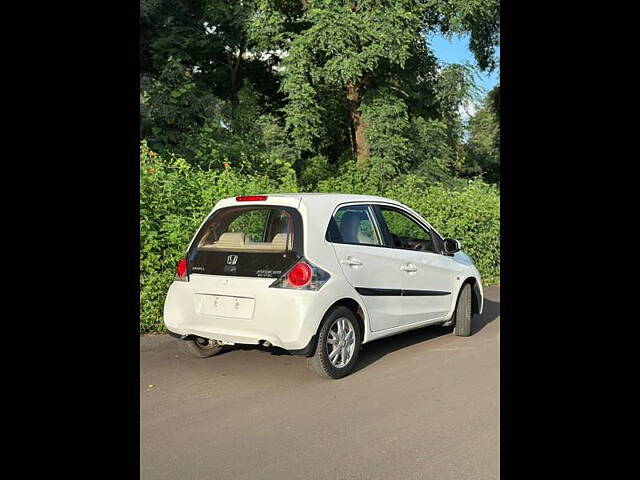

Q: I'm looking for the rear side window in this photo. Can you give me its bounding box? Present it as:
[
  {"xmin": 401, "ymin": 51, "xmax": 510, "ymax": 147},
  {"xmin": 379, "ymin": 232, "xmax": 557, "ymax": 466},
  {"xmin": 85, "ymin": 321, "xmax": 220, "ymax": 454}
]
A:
[
  {"xmin": 187, "ymin": 206, "xmax": 303, "ymax": 278},
  {"xmin": 326, "ymin": 205, "xmax": 382, "ymax": 246}
]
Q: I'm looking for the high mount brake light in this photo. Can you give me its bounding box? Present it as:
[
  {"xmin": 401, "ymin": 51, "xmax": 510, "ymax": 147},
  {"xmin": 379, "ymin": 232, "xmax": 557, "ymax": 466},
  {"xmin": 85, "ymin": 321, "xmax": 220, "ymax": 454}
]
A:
[
  {"xmin": 236, "ymin": 195, "xmax": 268, "ymax": 201},
  {"xmin": 269, "ymin": 258, "xmax": 330, "ymax": 291},
  {"xmin": 176, "ymin": 258, "xmax": 188, "ymax": 281}
]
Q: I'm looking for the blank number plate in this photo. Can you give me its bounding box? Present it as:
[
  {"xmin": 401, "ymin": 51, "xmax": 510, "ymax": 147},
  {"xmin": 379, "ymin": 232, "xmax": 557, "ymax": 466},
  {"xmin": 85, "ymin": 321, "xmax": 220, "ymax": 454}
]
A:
[{"xmin": 194, "ymin": 294, "xmax": 255, "ymax": 319}]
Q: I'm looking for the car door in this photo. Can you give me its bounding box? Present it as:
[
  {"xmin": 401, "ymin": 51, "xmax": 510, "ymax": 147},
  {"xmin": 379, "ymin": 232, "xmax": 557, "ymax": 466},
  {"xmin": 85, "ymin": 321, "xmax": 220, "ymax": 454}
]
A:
[
  {"xmin": 374, "ymin": 205, "xmax": 456, "ymax": 326},
  {"xmin": 327, "ymin": 204, "xmax": 404, "ymax": 332}
]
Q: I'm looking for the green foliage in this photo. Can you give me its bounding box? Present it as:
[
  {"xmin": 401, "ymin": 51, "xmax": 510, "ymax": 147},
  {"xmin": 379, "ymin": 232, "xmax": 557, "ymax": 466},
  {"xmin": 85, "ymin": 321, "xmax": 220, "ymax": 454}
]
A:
[
  {"xmin": 298, "ymin": 154, "xmax": 332, "ymax": 190},
  {"xmin": 465, "ymin": 85, "xmax": 500, "ymax": 183},
  {"xmin": 141, "ymin": 0, "xmax": 500, "ymax": 183},
  {"xmin": 276, "ymin": 0, "xmax": 426, "ymax": 163},
  {"xmin": 424, "ymin": 0, "xmax": 500, "ymax": 72},
  {"xmin": 360, "ymin": 87, "xmax": 411, "ymax": 177},
  {"xmin": 409, "ymin": 117, "xmax": 454, "ymax": 181},
  {"xmin": 140, "ymin": 141, "xmax": 297, "ymax": 332},
  {"xmin": 141, "ymin": 57, "xmax": 220, "ymax": 152},
  {"xmin": 186, "ymin": 83, "xmax": 298, "ymax": 180}
]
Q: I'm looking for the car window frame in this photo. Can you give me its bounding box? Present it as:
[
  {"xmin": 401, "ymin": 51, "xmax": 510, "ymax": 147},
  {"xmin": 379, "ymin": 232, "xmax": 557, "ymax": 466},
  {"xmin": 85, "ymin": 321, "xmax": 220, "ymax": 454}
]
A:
[
  {"xmin": 187, "ymin": 205, "xmax": 305, "ymax": 272},
  {"xmin": 325, "ymin": 203, "xmax": 385, "ymax": 248},
  {"xmin": 371, "ymin": 204, "xmax": 444, "ymax": 255}
]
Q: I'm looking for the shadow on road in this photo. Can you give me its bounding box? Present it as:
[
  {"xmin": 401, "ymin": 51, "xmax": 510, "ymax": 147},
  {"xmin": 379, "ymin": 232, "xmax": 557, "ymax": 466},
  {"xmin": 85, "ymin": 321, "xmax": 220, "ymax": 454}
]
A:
[
  {"xmin": 213, "ymin": 296, "xmax": 500, "ymax": 373},
  {"xmin": 352, "ymin": 297, "xmax": 500, "ymax": 374}
]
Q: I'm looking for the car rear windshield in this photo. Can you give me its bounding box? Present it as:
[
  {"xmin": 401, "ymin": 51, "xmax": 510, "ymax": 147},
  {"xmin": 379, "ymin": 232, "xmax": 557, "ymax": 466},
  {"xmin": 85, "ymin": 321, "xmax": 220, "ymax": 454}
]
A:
[{"xmin": 186, "ymin": 205, "xmax": 303, "ymax": 278}]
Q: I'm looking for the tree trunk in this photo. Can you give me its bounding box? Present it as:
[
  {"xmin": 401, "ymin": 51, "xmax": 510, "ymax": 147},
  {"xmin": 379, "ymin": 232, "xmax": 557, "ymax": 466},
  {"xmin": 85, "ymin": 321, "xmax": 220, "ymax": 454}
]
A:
[
  {"xmin": 346, "ymin": 80, "xmax": 369, "ymax": 166},
  {"xmin": 229, "ymin": 50, "xmax": 243, "ymax": 113}
]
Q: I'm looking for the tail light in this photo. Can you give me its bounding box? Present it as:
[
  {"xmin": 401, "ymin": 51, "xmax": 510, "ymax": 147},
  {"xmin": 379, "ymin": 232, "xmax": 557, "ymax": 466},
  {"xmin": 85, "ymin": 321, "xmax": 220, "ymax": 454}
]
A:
[
  {"xmin": 175, "ymin": 258, "xmax": 189, "ymax": 282},
  {"xmin": 288, "ymin": 262, "xmax": 312, "ymax": 287},
  {"xmin": 270, "ymin": 258, "xmax": 330, "ymax": 291}
]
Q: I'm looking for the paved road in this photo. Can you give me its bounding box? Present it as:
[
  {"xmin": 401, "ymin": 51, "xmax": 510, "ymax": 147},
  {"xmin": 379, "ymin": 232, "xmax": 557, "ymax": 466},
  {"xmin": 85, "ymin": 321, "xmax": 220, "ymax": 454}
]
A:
[{"xmin": 141, "ymin": 286, "xmax": 500, "ymax": 480}]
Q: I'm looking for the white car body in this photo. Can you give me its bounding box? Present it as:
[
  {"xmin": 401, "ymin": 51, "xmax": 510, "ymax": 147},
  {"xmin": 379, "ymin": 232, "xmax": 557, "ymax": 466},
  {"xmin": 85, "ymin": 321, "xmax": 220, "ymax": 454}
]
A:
[{"xmin": 164, "ymin": 193, "xmax": 483, "ymax": 356}]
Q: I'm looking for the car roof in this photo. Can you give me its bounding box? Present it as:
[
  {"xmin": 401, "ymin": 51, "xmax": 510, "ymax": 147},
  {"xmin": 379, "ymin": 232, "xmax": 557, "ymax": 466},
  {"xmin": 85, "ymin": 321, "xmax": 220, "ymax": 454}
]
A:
[{"xmin": 216, "ymin": 192, "xmax": 402, "ymax": 209}]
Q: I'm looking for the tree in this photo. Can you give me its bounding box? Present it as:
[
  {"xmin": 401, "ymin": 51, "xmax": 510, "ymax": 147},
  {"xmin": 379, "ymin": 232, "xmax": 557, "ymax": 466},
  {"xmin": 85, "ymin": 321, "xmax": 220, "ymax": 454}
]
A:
[
  {"xmin": 465, "ymin": 85, "xmax": 500, "ymax": 183},
  {"xmin": 251, "ymin": 0, "xmax": 500, "ymax": 176},
  {"xmin": 140, "ymin": 0, "xmax": 282, "ymax": 115},
  {"xmin": 140, "ymin": 0, "xmax": 500, "ymax": 182}
]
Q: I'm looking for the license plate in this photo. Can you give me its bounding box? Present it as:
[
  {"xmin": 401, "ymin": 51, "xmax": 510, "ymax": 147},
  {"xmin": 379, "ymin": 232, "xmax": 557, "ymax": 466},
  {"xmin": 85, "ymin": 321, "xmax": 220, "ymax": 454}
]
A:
[{"xmin": 194, "ymin": 294, "xmax": 255, "ymax": 319}]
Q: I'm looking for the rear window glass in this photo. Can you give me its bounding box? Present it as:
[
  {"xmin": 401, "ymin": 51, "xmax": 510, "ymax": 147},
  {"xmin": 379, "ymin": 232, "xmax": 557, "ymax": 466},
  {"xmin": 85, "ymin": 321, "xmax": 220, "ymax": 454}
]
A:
[{"xmin": 187, "ymin": 206, "xmax": 303, "ymax": 278}]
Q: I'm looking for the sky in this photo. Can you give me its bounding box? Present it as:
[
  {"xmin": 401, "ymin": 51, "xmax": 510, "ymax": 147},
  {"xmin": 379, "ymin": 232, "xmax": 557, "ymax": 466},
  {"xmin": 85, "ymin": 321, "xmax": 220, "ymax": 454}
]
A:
[{"xmin": 428, "ymin": 33, "xmax": 500, "ymax": 94}]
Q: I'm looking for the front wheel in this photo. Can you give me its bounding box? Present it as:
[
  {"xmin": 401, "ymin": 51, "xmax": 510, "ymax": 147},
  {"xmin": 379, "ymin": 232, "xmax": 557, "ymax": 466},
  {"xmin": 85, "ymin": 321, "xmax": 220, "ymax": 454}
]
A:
[
  {"xmin": 453, "ymin": 283, "xmax": 473, "ymax": 337},
  {"xmin": 177, "ymin": 337, "xmax": 223, "ymax": 358},
  {"xmin": 307, "ymin": 306, "xmax": 361, "ymax": 379}
]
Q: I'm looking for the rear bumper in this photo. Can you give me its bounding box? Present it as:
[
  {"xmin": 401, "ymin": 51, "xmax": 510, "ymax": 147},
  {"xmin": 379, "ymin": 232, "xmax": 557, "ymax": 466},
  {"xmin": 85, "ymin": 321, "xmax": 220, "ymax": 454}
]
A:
[{"xmin": 163, "ymin": 278, "xmax": 350, "ymax": 352}]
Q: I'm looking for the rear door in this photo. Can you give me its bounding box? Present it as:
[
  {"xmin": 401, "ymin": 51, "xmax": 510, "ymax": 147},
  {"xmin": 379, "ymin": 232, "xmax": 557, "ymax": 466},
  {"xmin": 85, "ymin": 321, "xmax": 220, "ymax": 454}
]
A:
[
  {"xmin": 374, "ymin": 205, "xmax": 455, "ymax": 326},
  {"xmin": 327, "ymin": 204, "xmax": 404, "ymax": 332},
  {"xmin": 185, "ymin": 205, "xmax": 303, "ymax": 317}
]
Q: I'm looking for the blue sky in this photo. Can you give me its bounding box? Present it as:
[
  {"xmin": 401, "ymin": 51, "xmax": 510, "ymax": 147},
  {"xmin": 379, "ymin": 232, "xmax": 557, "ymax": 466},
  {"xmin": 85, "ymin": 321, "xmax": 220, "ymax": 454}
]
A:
[{"xmin": 428, "ymin": 33, "xmax": 500, "ymax": 94}]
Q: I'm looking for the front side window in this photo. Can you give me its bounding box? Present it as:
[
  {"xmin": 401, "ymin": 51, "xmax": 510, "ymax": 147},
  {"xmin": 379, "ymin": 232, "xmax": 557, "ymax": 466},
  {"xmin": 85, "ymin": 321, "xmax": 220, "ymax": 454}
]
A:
[
  {"xmin": 326, "ymin": 205, "xmax": 382, "ymax": 246},
  {"xmin": 378, "ymin": 207, "xmax": 436, "ymax": 253}
]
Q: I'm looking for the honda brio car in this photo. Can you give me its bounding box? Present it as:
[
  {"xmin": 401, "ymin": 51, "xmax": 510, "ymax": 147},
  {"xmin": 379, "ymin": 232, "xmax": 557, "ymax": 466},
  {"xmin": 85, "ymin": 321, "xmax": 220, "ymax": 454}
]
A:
[{"xmin": 164, "ymin": 193, "xmax": 483, "ymax": 379}]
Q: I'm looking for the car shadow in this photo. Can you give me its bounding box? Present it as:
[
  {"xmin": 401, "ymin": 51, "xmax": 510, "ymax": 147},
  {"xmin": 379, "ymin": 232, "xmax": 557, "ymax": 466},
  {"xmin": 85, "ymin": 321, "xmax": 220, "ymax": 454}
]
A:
[
  {"xmin": 351, "ymin": 297, "xmax": 500, "ymax": 374},
  {"xmin": 231, "ymin": 343, "xmax": 292, "ymax": 356},
  {"xmin": 217, "ymin": 297, "xmax": 500, "ymax": 371}
]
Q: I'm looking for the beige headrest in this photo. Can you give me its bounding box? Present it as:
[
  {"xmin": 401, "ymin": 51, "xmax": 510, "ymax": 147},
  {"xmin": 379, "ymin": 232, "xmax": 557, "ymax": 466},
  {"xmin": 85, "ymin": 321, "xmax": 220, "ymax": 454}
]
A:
[
  {"xmin": 243, "ymin": 233, "xmax": 290, "ymax": 251},
  {"xmin": 271, "ymin": 233, "xmax": 288, "ymax": 249},
  {"xmin": 215, "ymin": 232, "xmax": 246, "ymax": 248}
]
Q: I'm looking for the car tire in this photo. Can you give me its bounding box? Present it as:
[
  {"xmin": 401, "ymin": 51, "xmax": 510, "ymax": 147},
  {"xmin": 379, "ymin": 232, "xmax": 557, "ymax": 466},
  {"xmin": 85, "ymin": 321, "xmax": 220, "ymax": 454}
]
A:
[
  {"xmin": 177, "ymin": 337, "xmax": 223, "ymax": 358},
  {"xmin": 453, "ymin": 283, "xmax": 473, "ymax": 337},
  {"xmin": 307, "ymin": 306, "xmax": 361, "ymax": 379}
]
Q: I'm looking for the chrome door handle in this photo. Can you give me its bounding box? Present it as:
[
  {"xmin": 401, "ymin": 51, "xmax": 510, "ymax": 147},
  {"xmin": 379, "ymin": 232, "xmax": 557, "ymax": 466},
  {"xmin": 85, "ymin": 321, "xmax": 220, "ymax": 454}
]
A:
[
  {"xmin": 340, "ymin": 256, "xmax": 363, "ymax": 267},
  {"xmin": 401, "ymin": 264, "xmax": 418, "ymax": 272}
]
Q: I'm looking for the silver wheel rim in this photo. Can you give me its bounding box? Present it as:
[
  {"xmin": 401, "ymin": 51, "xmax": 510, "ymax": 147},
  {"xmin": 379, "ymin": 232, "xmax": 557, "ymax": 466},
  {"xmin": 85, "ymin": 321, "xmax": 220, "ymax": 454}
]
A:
[{"xmin": 326, "ymin": 317, "xmax": 356, "ymax": 368}]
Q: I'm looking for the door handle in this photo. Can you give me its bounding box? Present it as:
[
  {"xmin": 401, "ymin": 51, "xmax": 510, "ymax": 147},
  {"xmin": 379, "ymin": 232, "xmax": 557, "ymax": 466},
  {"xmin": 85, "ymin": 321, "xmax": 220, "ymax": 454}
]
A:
[
  {"xmin": 401, "ymin": 263, "xmax": 418, "ymax": 273},
  {"xmin": 340, "ymin": 256, "xmax": 363, "ymax": 267}
]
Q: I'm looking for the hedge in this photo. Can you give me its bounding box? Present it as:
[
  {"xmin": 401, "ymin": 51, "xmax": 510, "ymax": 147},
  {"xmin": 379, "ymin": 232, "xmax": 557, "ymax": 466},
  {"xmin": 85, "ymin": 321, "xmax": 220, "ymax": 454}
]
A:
[{"xmin": 140, "ymin": 142, "xmax": 499, "ymax": 333}]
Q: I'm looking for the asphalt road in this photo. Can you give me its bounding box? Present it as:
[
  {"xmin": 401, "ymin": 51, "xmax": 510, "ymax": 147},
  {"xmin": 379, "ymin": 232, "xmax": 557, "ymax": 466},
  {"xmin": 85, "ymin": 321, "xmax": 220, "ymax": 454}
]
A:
[{"xmin": 141, "ymin": 285, "xmax": 500, "ymax": 480}]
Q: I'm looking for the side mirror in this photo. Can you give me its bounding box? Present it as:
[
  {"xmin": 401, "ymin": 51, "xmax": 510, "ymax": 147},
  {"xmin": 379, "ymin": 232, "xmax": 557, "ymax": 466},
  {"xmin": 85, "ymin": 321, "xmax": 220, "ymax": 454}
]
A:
[{"xmin": 443, "ymin": 238, "xmax": 461, "ymax": 255}]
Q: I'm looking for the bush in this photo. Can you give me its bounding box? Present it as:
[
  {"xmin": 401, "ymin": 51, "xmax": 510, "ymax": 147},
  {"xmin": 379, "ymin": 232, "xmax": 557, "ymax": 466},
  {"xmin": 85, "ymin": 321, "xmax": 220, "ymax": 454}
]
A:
[{"xmin": 140, "ymin": 142, "xmax": 499, "ymax": 333}]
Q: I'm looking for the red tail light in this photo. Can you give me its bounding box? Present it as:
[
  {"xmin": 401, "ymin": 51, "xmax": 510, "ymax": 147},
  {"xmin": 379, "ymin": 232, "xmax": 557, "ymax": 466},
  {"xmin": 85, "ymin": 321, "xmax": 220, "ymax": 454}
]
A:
[
  {"xmin": 176, "ymin": 258, "xmax": 188, "ymax": 281},
  {"xmin": 287, "ymin": 262, "xmax": 312, "ymax": 288},
  {"xmin": 236, "ymin": 195, "xmax": 268, "ymax": 201},
  {"xmin": 269, "ymin": 258, "xmax": 330, "ymax": 291}
]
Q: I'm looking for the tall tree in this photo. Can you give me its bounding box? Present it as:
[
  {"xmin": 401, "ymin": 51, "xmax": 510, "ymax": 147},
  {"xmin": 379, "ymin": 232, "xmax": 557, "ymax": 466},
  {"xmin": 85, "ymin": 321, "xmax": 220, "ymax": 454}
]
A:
[
  {"xmin": 252, "ymin": 0, "xmax": 500, "ymax": 173},
  {"xmin": 140, "ymin": 0, "xmax": 282, "ymax": 114}
]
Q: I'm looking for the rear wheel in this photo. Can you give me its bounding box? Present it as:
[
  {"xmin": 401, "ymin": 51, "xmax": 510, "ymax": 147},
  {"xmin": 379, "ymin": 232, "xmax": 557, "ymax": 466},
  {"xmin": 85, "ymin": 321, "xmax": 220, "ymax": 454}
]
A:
[
  {"xmin": 307, "ymin": 306, "xmax": 361, "ymax": 379},
  {"xmin": 453, "ymin": 283, "xmax": 473, "ymax": 337},
  {"xmin": 177, "ymin": 337, "xmax": 223, "ymax": 358}
]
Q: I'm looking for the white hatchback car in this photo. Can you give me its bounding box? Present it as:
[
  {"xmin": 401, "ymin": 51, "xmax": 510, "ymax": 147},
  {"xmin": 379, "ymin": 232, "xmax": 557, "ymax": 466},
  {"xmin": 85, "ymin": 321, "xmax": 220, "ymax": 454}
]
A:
[{"xmin": 164, "ymin": 193, "xmax": 483, "ymax": 378}]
